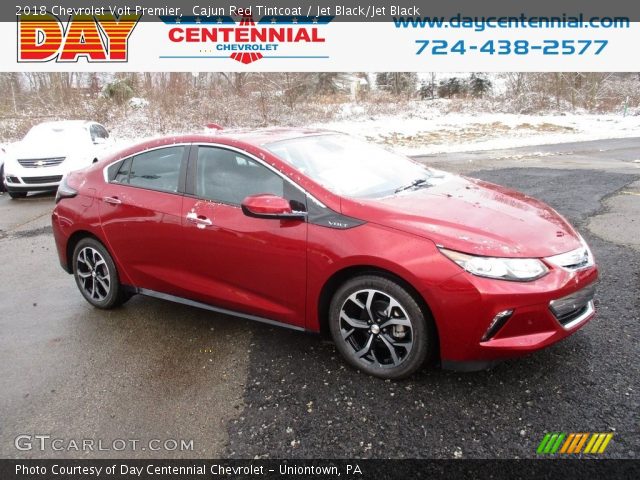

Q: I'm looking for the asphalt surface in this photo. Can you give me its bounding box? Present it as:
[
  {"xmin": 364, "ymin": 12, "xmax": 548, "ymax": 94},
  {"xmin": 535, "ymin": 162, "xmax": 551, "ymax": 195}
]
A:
[
  {"xmin": 0, "ymin": 197, "xmax": 250, "ymax": 458},
  {"xmin": 419, "ymin": 136, "xmax": 640, "ymax": 175},
  {"xmin": 0, "ymin": 138, "xmax": 639, "ymax": 460}
]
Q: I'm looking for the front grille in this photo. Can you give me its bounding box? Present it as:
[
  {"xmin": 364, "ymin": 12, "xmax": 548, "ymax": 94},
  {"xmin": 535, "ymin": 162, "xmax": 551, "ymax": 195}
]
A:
[
  {"xmin": 547, "ymin": 245, "xmax": 594, "ymax": 271},
  {"xmin": 18, "ymin": 157, "xmax": 65, "ymax": 168},
  {"xmin": 22, "ymin": 175, "xmax": 63, "ymax": 184},
  {"xmin": 549, "ymin": 283, "xmax": 596, "ymax": 328}
]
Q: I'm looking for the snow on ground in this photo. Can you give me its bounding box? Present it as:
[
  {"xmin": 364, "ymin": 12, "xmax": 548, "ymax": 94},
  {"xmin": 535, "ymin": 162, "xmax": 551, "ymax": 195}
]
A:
[
  {"xmin": 109, "ymin": 110, "xmax": 640, "ymax": 158},
  {"xmin": 88, "ymin": 98, "xmax": 640, "ymax": 157},
  {"xmin": 314, "ymin": 112, "xmax": 640, "ymax": 155}
]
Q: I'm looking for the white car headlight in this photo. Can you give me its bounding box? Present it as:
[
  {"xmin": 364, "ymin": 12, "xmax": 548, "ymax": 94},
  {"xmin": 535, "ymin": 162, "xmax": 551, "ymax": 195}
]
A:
[{"xmin": 439, "ymin": 248, "xmax": 548, "ymax": 282}]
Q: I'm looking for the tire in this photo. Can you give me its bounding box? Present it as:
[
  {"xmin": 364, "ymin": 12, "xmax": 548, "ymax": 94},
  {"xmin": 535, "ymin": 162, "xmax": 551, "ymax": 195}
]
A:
[
  {"xmin": 329, "ymin": 275, "xmax": 434, "ymax": 379},
  {"xmin": 0, "ymin": 165, "xmax": 5, "ymax": 193},
  {"xmin": 72, "ymin": 237, "xmax": 130, "ymax": 309},
  {"xmin": 8, "ymin": 191, "xmax": 27, "ymax": 199}
]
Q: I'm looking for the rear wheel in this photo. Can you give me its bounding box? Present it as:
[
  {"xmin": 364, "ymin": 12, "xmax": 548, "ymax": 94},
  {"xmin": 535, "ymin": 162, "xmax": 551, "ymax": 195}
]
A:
[
  {"xmin": 8, "ymin": 191, "xmax": 27, "ymax": 199},
  {"xmin": 329, "ymin": 275, "xmax": 434, "ymax": 379},
  {"xmin": 72, "ymin": 238, "xmax": 130, "ymax": 309}
]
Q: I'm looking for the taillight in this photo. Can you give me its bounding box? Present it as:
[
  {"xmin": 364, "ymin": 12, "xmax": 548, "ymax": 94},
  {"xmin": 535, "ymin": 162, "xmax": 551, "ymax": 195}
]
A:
[{"xmin": 55, "ymin": 176, "xmax": 77, "ymax": 203}]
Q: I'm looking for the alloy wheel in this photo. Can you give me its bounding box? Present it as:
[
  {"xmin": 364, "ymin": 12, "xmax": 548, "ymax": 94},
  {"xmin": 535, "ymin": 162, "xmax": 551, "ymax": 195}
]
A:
[
  {"xmin": 339, "ymin": 289, "xmax": 414, "ymax": 368},
  {"xmin": 76, "ymin": 246, "xmax": 111, "ymax": 302}
]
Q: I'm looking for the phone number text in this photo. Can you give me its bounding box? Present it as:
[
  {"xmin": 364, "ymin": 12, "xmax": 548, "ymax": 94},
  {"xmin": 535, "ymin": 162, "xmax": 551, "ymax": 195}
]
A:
[{"xmin": 415, "ymin": 39, "xmax": 608, "ymax": 56}]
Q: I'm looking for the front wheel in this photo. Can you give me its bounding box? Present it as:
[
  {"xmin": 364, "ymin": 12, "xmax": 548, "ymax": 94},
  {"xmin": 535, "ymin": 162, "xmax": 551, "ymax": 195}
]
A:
[
  {"xmin": 72, "ymin": 237, "xmax": 130, "ymax": 309},
  {"xmin": 329, "ymin": 275, "xmax": 434, "ymax": 379}
]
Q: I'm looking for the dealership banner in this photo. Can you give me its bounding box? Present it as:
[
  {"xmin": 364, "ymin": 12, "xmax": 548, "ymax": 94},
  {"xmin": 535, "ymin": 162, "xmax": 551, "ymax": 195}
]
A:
[
  {"xmin": 2, "ymin": 459, "xmax": 639, "ymax": 479},
  {"xmin": 2, "ymin": 0, "xmax": 640, "ymax": 71}
]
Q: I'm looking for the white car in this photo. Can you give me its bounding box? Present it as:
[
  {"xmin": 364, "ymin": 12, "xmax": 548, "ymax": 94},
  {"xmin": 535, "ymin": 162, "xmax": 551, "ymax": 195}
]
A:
[{"xmin": 3, "ymin": 120, "xmax": 111, "ymax": 199}]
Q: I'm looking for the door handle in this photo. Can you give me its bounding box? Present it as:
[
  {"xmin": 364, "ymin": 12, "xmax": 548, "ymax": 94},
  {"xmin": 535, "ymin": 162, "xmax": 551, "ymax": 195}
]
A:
[
  {"xmin": 186, "ymin": 211, "xmax": 213, "ymax": 228},
  {"xmin": 103, "ymin": 196, "xmax": 122, "ymax": 205}
]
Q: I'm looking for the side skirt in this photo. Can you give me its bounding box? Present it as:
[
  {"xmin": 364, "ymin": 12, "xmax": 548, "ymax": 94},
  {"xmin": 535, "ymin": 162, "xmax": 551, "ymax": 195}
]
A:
[{"xmin": 136, "ymin": 287, "xmax": 306, "ymax": 332}]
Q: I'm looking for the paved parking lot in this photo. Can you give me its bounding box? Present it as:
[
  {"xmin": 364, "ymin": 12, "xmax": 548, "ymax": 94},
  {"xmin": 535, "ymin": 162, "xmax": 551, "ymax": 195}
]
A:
[{"xmin": 1, "ymin": 138, "xmax": 638, "ymax": 459}]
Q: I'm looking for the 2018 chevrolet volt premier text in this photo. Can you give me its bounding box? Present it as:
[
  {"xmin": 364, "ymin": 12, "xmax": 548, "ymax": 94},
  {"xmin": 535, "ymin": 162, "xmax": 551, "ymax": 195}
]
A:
[{"xmin": 51, "ymin": 129, "xmax": 598, "ymax": 379}]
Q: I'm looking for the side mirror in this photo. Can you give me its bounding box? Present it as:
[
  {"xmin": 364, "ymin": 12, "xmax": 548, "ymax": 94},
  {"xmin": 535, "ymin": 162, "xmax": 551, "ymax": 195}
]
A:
[
  {"xmin": 241, "ymin": 194, "xmax": 307, "ymax": 220},
  {"xmin": 93, "ymin": 137, "xmax": 107, "ymax": 145}
]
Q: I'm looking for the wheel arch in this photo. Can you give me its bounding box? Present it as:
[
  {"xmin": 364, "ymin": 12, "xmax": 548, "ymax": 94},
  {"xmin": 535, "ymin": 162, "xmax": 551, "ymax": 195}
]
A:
[
  {"xmin": 316, "ymin": 265, "xmax": 440, "ymax": 360},
  {"xmin": 65, "ymin": 230, "xmax": 102, "ymax": 272}
]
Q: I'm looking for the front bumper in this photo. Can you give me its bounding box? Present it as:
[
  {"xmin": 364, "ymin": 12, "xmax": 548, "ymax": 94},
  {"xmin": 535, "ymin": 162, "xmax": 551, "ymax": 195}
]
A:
[
  {"xmin": 423, "ymin": 264, "xmax": 599, "ymax": 370},
  {"xmin": 4, "ymin": 174, "xmax": 62, "ymax": 192}
]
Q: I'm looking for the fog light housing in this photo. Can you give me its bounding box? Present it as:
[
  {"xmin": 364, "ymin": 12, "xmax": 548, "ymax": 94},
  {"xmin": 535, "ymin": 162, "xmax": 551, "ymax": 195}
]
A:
[{"xmin": 481, "ymin": 309, "xmax": 514, "ymax": 341}]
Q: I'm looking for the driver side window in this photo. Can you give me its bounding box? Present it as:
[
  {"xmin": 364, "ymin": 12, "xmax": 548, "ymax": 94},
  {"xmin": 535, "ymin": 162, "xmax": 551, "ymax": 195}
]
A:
[{"xmin": 196, "ymin": 147, "xmax": 285, "ymax": 205}]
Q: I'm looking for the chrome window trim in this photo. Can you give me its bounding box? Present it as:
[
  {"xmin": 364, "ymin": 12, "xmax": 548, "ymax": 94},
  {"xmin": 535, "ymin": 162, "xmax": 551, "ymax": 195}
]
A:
[
  {"xmin": 194, "ymin": 142, "xmax": 326, "ymax": 208},
  {"xmin": 102, "ymin": 142, "xmax": 327, "ymax": 208},
  {"xmin": 102, "ymin": 143, "xmax": 192, "ymax": 183}
]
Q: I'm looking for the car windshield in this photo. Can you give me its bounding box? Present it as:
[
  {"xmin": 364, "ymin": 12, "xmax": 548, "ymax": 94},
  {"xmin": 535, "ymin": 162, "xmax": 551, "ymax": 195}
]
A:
[
  {"xmin": 265, "ymin": 134, "xmax": 431, "ymax": 198},
  {"xmin": 23, "ymin": 124, "xmax": 90, "ymax": 146}
]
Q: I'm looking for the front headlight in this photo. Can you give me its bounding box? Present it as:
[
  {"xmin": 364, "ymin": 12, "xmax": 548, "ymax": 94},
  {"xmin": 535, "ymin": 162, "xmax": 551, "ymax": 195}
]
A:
[
  {"xmin": 439, "ymin": 248, "xmax": 548, "ymax": 282},
  {"xmin": 545, "ymin": 236, "xmax": 594, "ymax": 270}
]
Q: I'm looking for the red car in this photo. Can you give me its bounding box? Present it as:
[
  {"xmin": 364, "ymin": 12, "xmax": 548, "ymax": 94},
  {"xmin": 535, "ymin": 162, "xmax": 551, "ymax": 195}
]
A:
[{"xmin": 52, "ymin": 130, "xmax": 598, "ymax": 379}]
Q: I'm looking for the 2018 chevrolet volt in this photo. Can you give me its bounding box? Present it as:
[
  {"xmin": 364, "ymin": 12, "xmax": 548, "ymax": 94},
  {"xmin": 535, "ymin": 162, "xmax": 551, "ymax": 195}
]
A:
[{"xmin": 52, "ymin": 130, "xmax": 597, "ymax": 378}]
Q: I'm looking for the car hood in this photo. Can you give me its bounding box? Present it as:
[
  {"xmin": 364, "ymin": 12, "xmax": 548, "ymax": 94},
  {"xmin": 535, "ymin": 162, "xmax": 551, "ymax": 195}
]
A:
[
  {"xmin": 9, "ymin": 141, "xmax": 86, "ymax": 160},
  {"xmin": 341, "ymin": 171, "xmax": 582, "ymax": 258}
]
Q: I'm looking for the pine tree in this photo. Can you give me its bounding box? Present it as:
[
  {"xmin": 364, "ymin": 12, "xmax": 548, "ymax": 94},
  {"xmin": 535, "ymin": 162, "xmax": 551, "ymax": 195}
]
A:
[
  {"xmin": 469, "ymin": 73, "xmax": 492, "ymax": 99},
  {"xmin": 376, "ymin": 73, "xmax": 417, "ymax": 96},
  {"xmin": 438, "ymin": 77, "xmax": 464, "ymax": 99}
]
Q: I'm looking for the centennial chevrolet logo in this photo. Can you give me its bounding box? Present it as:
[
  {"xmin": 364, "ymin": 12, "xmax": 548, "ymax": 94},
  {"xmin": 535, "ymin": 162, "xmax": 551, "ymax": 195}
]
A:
[
  {"xmin": 17, "ymin": 13, "xmax": 140, "ymax": 62},
  {"xmin": 537, "ymin": 432, "xmax": 614, "ymax": 455},
  {"xmin": 161, "ymin": 12, "xmax": 333, "ymax": 64}
]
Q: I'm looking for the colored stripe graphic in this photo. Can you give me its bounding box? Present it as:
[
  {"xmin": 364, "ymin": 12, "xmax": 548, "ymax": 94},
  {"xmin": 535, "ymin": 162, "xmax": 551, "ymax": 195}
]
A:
[
  {"xmin": 538, "ymin": 433, "xmax": 613, "ymax": 454},
  {"xmin": 573, "ymin": 433, "xmax": 589, "ymax": 453},
  {"xmin": 560, "ymin": 433, "xmax": 576, "ymax": 453},
  {"xmin": 584, "ymin": 433, "xmax": 614, "ymax": 454},
  {"xmin": 537, "ymin": 433, "xmax": 565, "ymax": 454},
  {"xmin": 536, "ymin": 433, "xmax": 552, "ymax": 454},
  {"xmin": 597, "ymin": 433, "xmax": 614, "ymax": 453}
]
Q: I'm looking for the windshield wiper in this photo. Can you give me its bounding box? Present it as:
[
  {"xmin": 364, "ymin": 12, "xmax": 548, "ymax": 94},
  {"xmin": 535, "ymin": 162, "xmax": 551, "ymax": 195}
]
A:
[{"xmin": 394, "ymin": 178, "xmax": 430, "ymax": 194}]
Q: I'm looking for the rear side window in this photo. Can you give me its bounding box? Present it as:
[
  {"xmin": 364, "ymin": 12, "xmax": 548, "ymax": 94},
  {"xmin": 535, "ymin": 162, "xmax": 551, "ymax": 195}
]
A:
[
  {"xmin": 114, "ymin": 146, "xmax": 185, "ymax": 193},
  {"xmin": 113, "ymin": 157, "xmax": 132, "ymax": 183},
  {"xmin": 106, "ymin": 159, "xmax": 124, "ymax": 181}
]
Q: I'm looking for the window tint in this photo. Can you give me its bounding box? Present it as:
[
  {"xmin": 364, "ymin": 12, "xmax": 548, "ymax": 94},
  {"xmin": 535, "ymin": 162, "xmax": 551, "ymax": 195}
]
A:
[
  {"xmin": 113, "ymin": 157, "xmax": 132, "ymax": 183},
  {"xmin": 90, "ymin": 124, "xmax": 109, "ymax": 141},
  {"xmin": 107, "ymin": 158, "xmax": 125, "ymax": 181},
  {"xmin": 266, "ymin": 134, "xmax": 430, "ymax": 198},
  {"xmin": 196, "ymin": 147, "xmax": 285, "ymax": 205},
  {"xmin": 115, "ymin": 146, "xmax": 184, "ymax": 193}
]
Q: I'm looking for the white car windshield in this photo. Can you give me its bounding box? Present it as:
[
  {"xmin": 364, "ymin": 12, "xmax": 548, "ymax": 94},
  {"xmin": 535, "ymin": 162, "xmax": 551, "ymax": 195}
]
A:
[
  {"xmin": 23, "ymin": 124, "xmax": 90, "ymax": 146},
  {"xmin": 265, "ymin": 134, "xmax": 431, "ymax": 198}
]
